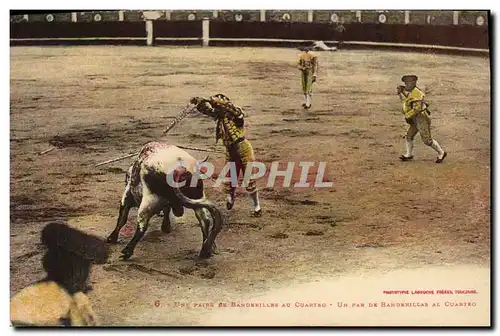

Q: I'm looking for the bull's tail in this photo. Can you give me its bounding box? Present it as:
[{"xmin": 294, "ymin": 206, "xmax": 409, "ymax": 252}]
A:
[{"xmin": 173, "ymin": 187, "xmax": 217, "ymax": 212}]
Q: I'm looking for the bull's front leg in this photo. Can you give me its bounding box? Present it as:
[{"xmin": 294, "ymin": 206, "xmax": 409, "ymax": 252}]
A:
[
  {"xmin": 107, "ymin": 203, "xmax": 132, "ymax": 244},
  {"xmin": 120, "ymin": 193, "xmax": 161, "ymax": 260}
]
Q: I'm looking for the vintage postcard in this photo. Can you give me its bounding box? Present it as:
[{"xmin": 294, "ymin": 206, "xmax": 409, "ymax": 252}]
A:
[{"xmin": 9, "ymin": 9, "xmax": 491, "ymax": 327}]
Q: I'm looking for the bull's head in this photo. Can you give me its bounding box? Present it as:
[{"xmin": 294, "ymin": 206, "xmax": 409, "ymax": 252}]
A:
[{"xmin": 168, "ymin": 155, "xmax": 211, "ymax": 192}]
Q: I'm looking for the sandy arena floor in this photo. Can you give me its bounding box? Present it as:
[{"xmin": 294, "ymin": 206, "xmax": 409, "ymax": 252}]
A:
[{"xmin": 9, "ymin": 46, "xmax": 491, "ymax": 326}]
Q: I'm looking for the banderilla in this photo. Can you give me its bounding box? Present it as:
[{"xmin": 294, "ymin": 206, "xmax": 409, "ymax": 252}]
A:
[{"xmin": 95, "ymin": 145, "xmax": 224, "ymax": 167}]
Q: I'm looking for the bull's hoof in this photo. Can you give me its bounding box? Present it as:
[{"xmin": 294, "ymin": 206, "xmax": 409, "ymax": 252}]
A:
[
  {"xmin": 106, "ymin": 235, "xmax": 118, "ymax": 244},
  {"xmin": 120, "ymin": 253, "xmax": 133, "ymax": 261},
  {"xmin": 198, "ymin": 249, "xmax": 212, "ymax": 260},
  {"xmin": 120, "ymin": 248, "xmax": 133, "ymax": 261}
]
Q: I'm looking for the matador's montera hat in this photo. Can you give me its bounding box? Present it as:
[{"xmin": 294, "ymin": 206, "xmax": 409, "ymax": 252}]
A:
[{"xmin": 401, "ymin": 74, "xmax": 418, "ymax": 82}]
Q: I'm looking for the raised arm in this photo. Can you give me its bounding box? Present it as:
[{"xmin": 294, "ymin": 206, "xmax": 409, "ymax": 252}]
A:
[
  {"xmin": 190, "ymin": 96, "xmax": 219, "ymax": 118},
  {"xmin": 217, "ymin": 100, "xmax": 245, "ymax": 118},
  {"xmin": 213, "ymin": 100, "xmax": 245, "ymax": 127},
  {"xmin": 396, "ymin": 85, "xmax": 407, "ymax": 101}
]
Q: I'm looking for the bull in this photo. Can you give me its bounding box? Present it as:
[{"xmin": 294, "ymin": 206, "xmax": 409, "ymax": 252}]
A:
[{"xmin": 106, "ymin": 141, "xmax": 223, "ymax": 261}]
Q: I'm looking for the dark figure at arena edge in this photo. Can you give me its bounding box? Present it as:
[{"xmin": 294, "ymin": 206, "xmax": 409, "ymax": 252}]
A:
[{"xmin": 10, "ymin": 223, "xmax": 109, "ymax": 326}]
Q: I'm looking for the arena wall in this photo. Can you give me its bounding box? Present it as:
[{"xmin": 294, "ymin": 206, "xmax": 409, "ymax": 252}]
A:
[{"xmin": 10, "ymin": 10, "xmax": 490, "ymax": 54}]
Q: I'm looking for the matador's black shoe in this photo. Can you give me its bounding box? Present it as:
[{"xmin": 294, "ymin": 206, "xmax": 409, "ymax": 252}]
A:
[
  {"xmin": 253, "ymin": 209, "xmax": 262, "ymax": 217},
  {"xmin": 399, "ymin": 155, "xmax": 414, "ymax": 161},
  {"xmin": 226, "ymin": 200, "xmax": 234, "ymax": 210},
  {"xmin": 436, "ymin": 152, "xmax": 448, "ymax": 163}
]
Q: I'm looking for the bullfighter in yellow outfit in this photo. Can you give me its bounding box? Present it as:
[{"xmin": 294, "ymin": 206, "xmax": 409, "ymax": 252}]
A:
[
  {"xmin": 297, "ymin": 47, "xmax": 319, "ymax": 109},
  {"xmin": 397, "ymin": 75, "xmax": 447, "ymax": 163},
  {"xmin": 10, "ymin": 223, "xmax": 109, "ymax": 327},
  {"xmin": 190, "ymin": 94, "xmax": 262, "ymax": 217}
]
